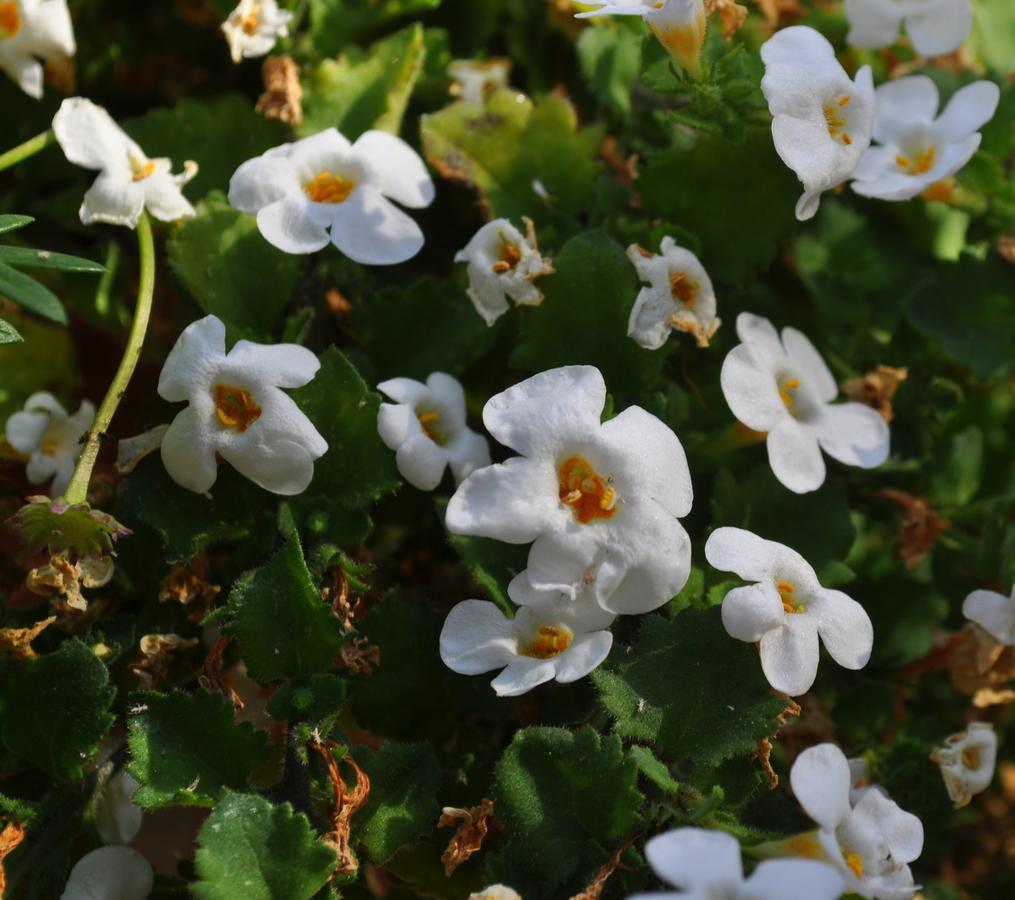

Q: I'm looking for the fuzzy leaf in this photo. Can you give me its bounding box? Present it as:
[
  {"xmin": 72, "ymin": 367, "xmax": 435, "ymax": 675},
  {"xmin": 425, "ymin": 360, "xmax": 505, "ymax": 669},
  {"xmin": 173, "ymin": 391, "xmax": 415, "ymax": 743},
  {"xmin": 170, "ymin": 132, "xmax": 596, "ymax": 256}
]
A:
[{"xmin": 265, "ymin": 673, "xmax": 348, "ymax": 726}]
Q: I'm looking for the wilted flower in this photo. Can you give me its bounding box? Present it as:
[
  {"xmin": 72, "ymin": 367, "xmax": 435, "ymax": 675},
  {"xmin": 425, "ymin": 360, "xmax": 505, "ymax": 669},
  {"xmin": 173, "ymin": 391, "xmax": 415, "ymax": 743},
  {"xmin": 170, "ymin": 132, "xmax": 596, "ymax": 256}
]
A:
[
  {"xmin": 760, "ymin": 26, "xmax": 874, "ymax": 221},
  {"xmin": 705, "ymin": 527, "xmax": 873, "ymax": 695},
  {"xmin": 377, "ymin": 372, "xmax": 491, "ymax": 491},
  {"xmin": 228, "ymin": 128, "xmax": 435, "ymax": 263},
  {"xmin": 0, "ymin": 0, "xmax": 75, "ymax": 99},
  {"xmin": 963, "ymin": 584, "xmax": 1015, "ymax": 646},
  {"xmin": 629, "ymin": 827, "xmax": 845, "ymax": 900},
  {"xmin": 852, "ymin": 76, "xmax": 1000, "ymax": 202},
  {"xmin": 720, "ymin": 313, "xmax": 890, "ymax": 494},
  {"xmin": 60, "ymin": 846, "xmax": 153, "ymax": 900},
  {"xmin": 445, "ymin": 366, "xmax": 693, "ymax": 615},
  {"xmin": 26, "ymin": 551, "xmax": 113, "ymax": 612},
  {"xmin": 222, "ymin": 0, "xmax": 292, "ymax": 64},
  {"xmin": 626, "ymin": 237, "xmax": 719, "ymax": 349},
  {"xmin": 4, "ymin": 391, "xmax": 93, "ymax": 497},
  {"xmin": 93, "ymin": 770, "xmax": 142, "ymax": 846},
  {"xmin": 844, "ymin": 0, "xmax": 972, "ymax": 57},
  {"xmin": 454, "ymin": 217, "xmax": 554, "ymax": 326},
  {"xmin": 157, "ymin": 314, "xmax": 327, "ymax": 495},
  {"xmin": 448, "ymin": 57, "xmax": 511, "ymax": 104},
  {"xmin": 931, "ymin": 722, "xmax": 997, "ymax": 809}
]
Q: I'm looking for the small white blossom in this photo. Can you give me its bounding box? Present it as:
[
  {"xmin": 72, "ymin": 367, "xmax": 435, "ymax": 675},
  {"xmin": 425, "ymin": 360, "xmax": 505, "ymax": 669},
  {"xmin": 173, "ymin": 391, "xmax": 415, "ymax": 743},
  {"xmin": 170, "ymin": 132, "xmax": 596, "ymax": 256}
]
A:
[
  {"xmin": 705, "ymin": 527, "xmax": 873, "ymax": 695},
  {"xmin": 852, "ymin": 76, "xmax": 1000, "ymax": 201},
  {"xmin": 962, "ymin": 584, "xmax": 1015, "ymax": 645},
  {"xmin": 0, "ymin": 0, "xmax": 74, "ymax": 99},
  {"xmin": 228, "ymin": 127, "xmax": 435, "ymax": 263},
  {"xmin": 761, "ymin": 26, "xmax": 875, "ymax": 221},
  {"xmin": 720, "ymin": 312, "xmax": 890, "ymax": 494},
  {"xmin": 844, "ymin": 0, "xmax": 972, "ymax": 57},
  {"xmin": 157, "ymin": 314, "xmax": 327, "ymax": 496},
  {"xmin": 93, "ymin": 770, "xmax": 142, "ymax": 846},
  {"xmin": 4, "ymin": 391, "xmax": 93, "ymax": 497},
  {"xmin": 53, "ymin": 97, "xmax": 197, "ymax": 229},
  {"xmin": 448, "ymin": 57, "xmax": 511, "ymax": 105},
  {"xmin": 445, "ymin": 365, "xmax": 693, "ymax": 615},
  {"xmin": 626, "ymin": 237, "xmax": 719, "ymax": 350},
  {"xmin": 790, "ymin": 743, "xmax": 924, "ymax": 900},
  {"xmin": 575, "ymin": 0, "xmax": 707, "ymax": 78},
  {"xmin": 60, "ymin": 846, "xmax": 153, "ymax": 900},
  {"xmin": 468, "ymin": 887, "xmax": 521, "ymax": 900},
  {"xmin": 848, "ymin": 756, "xmax": 887, "ymax": 805},
  {"xmin": 222, "ymin": 0, "xmax": 293, "ymax": 64},
  {"xmin": 454, "ymin": 217, "xmax": 554, "ymax": 326},
  {"xmin": 931, "ymin": 722, "xmax": 997, "ymax": 809},
  {"xmin": 377, "ymin": 372, "xmax": 491, "ymax": 491},
  {"xmin": 628, "ymin": 827, "xmax": 845, "ymax": 900}
]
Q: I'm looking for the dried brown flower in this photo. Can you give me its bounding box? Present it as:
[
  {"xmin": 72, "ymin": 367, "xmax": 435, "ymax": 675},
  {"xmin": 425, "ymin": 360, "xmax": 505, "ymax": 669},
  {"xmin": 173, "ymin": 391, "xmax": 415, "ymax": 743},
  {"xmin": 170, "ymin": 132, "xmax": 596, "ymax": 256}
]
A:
[
  {"xmin": 878, "ymin": 488, "xmax": 949, "ymax": 569},
  {"xmin": 338, "ymin": 638, "xmax": 381, "ymax": 676},
  {"xmin": 947, "ymin": 625, "xmax": 1015, "ymax": 708},
  {"xmin": 132, "ymin": 633, "xmax": 199, "ymax": 689},
  {"xmin": 159, "ymin": 555, "xmax": 220, "ymax": 622},
  {"xmin": 842, "ymin": 365, "xmax": 908, "ymax": 423},
  {"xmin": 0, "ymin": 616, "xmax": 56, "ymax": 661},
  {"xmin": 439, "ymin": 798, "xmax": 495, "ymax": 876},
  {"xmin": 705, "ymin": 0, "xmax": 748, "ymax": 39},
  {"xmin": 26, "ymin": 552, "xmax": 114, "ymax": 612},
  {"xmin": 256, "ymin": 56, "xmax": 303, "ymax": 126}
]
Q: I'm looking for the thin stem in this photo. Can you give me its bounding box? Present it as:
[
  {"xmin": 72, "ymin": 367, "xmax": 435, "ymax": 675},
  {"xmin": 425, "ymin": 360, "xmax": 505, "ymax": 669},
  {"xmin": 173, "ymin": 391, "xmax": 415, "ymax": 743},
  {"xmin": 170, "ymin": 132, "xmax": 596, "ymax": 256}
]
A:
[
  {"xmin": 0, "ymin": 129, "xmax": 55, "ymax": 174},
  {"xmin": 64, "ymin": 214, "xmax": 156, "ymax": 504}
]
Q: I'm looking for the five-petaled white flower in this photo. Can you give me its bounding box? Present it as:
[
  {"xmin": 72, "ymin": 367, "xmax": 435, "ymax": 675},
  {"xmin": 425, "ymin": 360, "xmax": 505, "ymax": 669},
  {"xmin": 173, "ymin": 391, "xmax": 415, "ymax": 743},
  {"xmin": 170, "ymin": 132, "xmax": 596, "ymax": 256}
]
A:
[
  {"xmin": 93, "ymin": 770, "xmax": 143, "ymax": 846},
  {"xmin": 445, "ymin": 365, "xmax": 693, "ymax": 615},
  {"xmin": 844, "ymin": 0, "xmax": 972, "ymax": 57},
  {"xmin": 761, "ymin": 26, "xmax": 875, "ymax": 221},
  {"xmin": 157, "ymin": 314, "xmax": 327, "ymax": 496},
  {"xmin": 60, "ymin": 846, "xmax": 153, "ymax": 900},
  {"xmin": 4, "ymin": 391, "xmax": 94, "ymax": 497},
  {"xmin": 377, "ymin": 372, "xmax": 491, "ymax": 491},
  {"xmin": 222, "ymin": 0, "xmax": 293, "ymax": 64},
  {"xmin": 851, "ymin": 76, "xmax": 1000, "ymax": 202},
  {"xmin": 720, "ymin": 312, "xmax": 890, "ymax": 494},
  {"xmin": 930, "ymin": 722, "xmax": 997, "ymax": 809},
  {"xmin": 228, "ymin": 127, "xmax": 435, "ymax": 264},
  {"xmin": 0, "ymin": 0, "xmax": 74, "ymax": 99},
  {"xmin": 962, "ymin": 584, "xmax": 1015, "ymax": 645},
  {"xmin": 53, "ymin": 97, "xmax": 197, "ymax": 229},
  {"xmin": 629, "ymin": 827, "xmax": 845, "ymax": 900},
  {"xmin": 454, "ymin": 217, "xmax": 554, "ymax": 326},
  {"xmin": 448, "ymin": 57, "xmax": 511, "ymax": 105},
  {"xmin": 440, "ymin": 578, "xmax": 614, "ymax": 696},
  {"xmin": 705, "ymin": 527, "xmax": 873, "ymax": 696},
  {"xmin": 790, "ymin": 743, "xmax": 924, "ymax": 900},
  {"xmin": 575, "ymin": 1, "xmax": 707, "ymax": 78},
  {"xmin": 626, "ymin": 237, "xmax": 719, "ymax": 350}
]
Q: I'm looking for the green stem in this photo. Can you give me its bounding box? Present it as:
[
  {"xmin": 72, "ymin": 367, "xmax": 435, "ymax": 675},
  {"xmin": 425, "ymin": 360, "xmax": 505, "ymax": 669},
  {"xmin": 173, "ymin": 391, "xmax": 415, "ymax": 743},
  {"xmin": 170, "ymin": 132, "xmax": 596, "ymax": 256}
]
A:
[
  {"xmin": 0, "ymin": 129, "xmax": 55, "ymax": 174},
  {"xmin": 64, "ymin": 214, "xmax": 156, "ymax": 504}
]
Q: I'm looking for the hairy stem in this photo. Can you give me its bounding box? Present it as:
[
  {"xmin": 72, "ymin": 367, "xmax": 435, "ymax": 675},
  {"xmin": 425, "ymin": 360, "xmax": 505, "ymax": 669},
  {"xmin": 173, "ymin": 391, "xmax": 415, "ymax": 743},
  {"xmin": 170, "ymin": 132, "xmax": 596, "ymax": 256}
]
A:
[
  {"xmin": 64, "ymin": 214, "xmax": 156, "ymax": 504},
  {"xmin": 0, "ymin": 129, "xmax": 55, "ymax": 174}
]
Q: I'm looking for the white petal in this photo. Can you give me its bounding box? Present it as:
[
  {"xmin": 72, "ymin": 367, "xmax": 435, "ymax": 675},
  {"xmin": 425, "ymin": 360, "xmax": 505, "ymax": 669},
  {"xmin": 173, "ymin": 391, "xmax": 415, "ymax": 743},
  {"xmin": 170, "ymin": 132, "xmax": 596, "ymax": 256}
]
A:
[
  {"xmin": 844, "ymin": 0, "xmax": 902, "ymax": 49},
  {"xmin": 816, "ymin": 403, "xmax": 890, "ymax": 470},
  {"xmin": 843, "ymin": 788, "xmax": 924, "ymax": 864},
  {"xmin": 721, "ymin": 583, "xmax": 786, "ymax": 643},
  {"xmin": 759, "ymin": 615, "xmax": 820, "ymax": 695},
  {"xmin": 142, "ymin": 172, "xmax": 195, "ymax": 222},
  {"xmin": 328, "ymin": 186, "xmax": 424, "ymax": 265},
  {"xmin": 781, "ymin": 327, "xmax": 837, "ymax": 404},
  {"xmin": 934, "ymin": 81, "xmax": 1001, "ymax": 141},
  {"xmin": 643, "ymin": 828, "xmax": 744, "ymax": 891},
  {"xmin": 377, "ymin": 377, "xmax": 429, "ymax": 406},
  {"xmin": 94, "ymin": 771, "xmax": 143, "ymax": 846},
  {"xmin": 161, "ymin": 406, "xmax": 220, "ymax": 494},
  {"xmin": 736, "ymin": 312, "xmax": 784, "ymax": 357},
  {"xmin": 905, "ymin": 0, "xmax": 972, "ymax": 57},
  {"xmin": 704, "ymin": 527, "xmax": 779, "ymax": 583},
  {"xmin": 225, "ymin": 341, "xmax": 321, "ymax": 388},
  {"xmin": 377, "ymin": 402, "xmax": 416, "ymax": 451},
  {"xmin": 746, "ymin": 859, "xmax": 845, "ymax": 900},
  {"xmin": 553, "ymin": 631, "xmax": 613, "ymax": 683},
  {"xmin": 447, "ymin": 430, "xmax": 492, "ymax": 484},
  {"xmin": 767, "ymin": 417, "xmax": 826, "ymax": 494},
  {"xmin": 256, "ymin": 196, "xmax": 331, "ymax": 254},
  {"xmin": 2, "ymin": 55, "xmax": 43, "ymax": 99},
  {"xmin": 526, "ymin": 525, "xmax": 602, "ymax": 600},
  {"xmin": 286, "ymin": 127, "xmax": 353, "ymax": 167},
  {"xmin": 219, "ymin": 433, "xmax": 318, "ymax": 495},
  {"xmin": 872, "ymin": 76, "xmax": 940, "ymax": 144},
  {"xmin": 80, "ymin": 172, "xmax": 146, "ymax": 228},
  {"xmin": 158, "ymin": 315, "xmax": 227, "ymax": 402},
  {"xmin": 439, "ymin": 600, "xmax": 517, "ymax": 675},
  {"xmin": 60, "ymin": 846, "xmax": 154, "ymax": 900},
  {"xmin": 353, "ymin": 130, "xmax": 435, "ymax": 209},
  {"xmin": 53, "ymin": 98, "xmax": 132, "ymax": 174},
  {"xmin": 491, "ymin": 657, "xmax": 557, "ymax": 696},
  {"xmin": 426, "ymin": 372, "xmax": 468, "ymax": 427},
  {"xmin": 23, "ymin": 0, "xmax": 76, "ymax": 56},
  {"xmin": 809, "ymin": 589, "xmax": 873, "ymax": 671},
  {"xmin": 395, "ymin": 434, "xmax": 449, "ymax": 490},
  {"xmin": 26, "ymin": 451, "xmax": 59, "ymax": 485},
  {"xmin": 228, "ymin": 152, "xmax": 297, "ymax": 212},
  {"xmin": 790, "ymin": 743, "xmax": 853, "ymax": 831},
  {"xmin": 5, "ymin": 410, "xmax": 50, "ymax": 454},
  {"xmin": 720, "ymin": 344, "xmax": 786, "ymax": 433},
  {"xmin": 963, "ymin": 588, "xmax": 1015, "ymax": 645}
]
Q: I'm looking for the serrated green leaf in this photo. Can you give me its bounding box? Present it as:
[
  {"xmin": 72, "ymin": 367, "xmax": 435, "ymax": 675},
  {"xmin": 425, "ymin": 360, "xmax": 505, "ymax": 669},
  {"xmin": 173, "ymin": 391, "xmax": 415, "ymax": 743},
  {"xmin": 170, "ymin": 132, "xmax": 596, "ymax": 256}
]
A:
[
  {"xmin": 1, "ymin": 639, "xmax": 114, "ymax": 781},
  {"xmin": 0, "ymin": 246, "xmax": 104, "ymax": 273},
  {"xmin": 265, "ymin": 673, "xmax": 348, "ymax": 725},
  {"xmin": 193, "ymin": 791, "xmax": 337, "ymax": 900},
  {"xmin": 7, "ymin": 497, "xmax": 130, "ymax": 557},
  {"xmin": 0, "ymin": 262, "xmax": 67, "ymax": 324},
  {"xmin": 0, "ymin": 318, "xmax": 22, "ymax": 343},
  {"xmin": 0, "ymin": 215, "xmax": 33, "ymax": 234},
  {"xmin": 307, "ymin": 0, "xmax": 440, "ymax": 57},
  {"xmin": 127, "ymin": 689, "xmax": 272, "ymax": 808}
]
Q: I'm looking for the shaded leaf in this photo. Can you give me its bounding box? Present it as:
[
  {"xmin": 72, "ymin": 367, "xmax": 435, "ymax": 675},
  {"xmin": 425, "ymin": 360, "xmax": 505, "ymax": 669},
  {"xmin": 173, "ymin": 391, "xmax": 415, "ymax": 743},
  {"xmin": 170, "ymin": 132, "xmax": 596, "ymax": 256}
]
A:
[
  {"xmin": 0, "ymin": 246, "xmax": 104, "ymax": 273},
  {"xmin": 0, "ymin": 262, "xmax": 66, "ymax": 325}
]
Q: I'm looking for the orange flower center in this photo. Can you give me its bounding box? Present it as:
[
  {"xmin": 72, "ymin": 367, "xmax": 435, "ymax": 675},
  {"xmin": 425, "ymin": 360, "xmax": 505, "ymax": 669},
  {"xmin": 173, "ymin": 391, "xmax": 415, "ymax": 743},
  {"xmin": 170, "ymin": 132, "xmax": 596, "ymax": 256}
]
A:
[
  {"xmin": 895, "ymin": 146, "xmax": 936, "ymax": 176},
  {"xmin": 0, "ymin": 2, "xmax": 21, "ymax": 39},
  {"xmin": 40, "ymin": 434, "xmax": 61, "ymax": 456},
  {"xmin": 304, "ymin": 172, "xmax": 356, "ymax": 204},
  {"xmin": 777, "ymin": 581, "xmax": 803, "ymax": 614},
  {"xmin": 416, "ymin": 409, "xmax": 447, "ymax": 446},
  {"xmin": 558, "ymin": 455, "xmax": 617, "ymax": 524},
  {"xmin": 491, "ymin": 240, "xmax": 522, "ymax": 274},
  {"xmin": 845, "ymin": 852, "xmax": 864, "ymax": 879},
  {"xmin": 130, "ymin": 156, "xmax": 155, "ymax": 182},
  {"xmin": 823, "ymin": 95, "xmax": 853, "ymax": 145},
  {"xmin": 214, "ymin": 384, "xmax": 262, "ymax": 432},
  {"xmin": 961, "ymin": 747, "xmax": 981, "ymax": 769},
  {"xmin": 669, "ymin": 270, "xmax": 698, "ymax": 308},
  {"xmin": 779, "ymin": 377, "xmax": 800, "ymax": 409},
  {"xmin": 524, "ymin": 624, "xmax": 573, "ymax": 659},
  {"xmin": 241, "ymin": 12, "xmax": 260, "ymax": 35}
]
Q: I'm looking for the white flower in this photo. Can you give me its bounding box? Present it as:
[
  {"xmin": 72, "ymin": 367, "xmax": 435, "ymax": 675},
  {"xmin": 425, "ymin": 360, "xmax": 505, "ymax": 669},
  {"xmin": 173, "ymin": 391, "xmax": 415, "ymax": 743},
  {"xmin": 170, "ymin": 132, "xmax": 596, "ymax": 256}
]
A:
[
  {"xmin": 228, "ymin": 128, "xmax": 435, "ymax": 263},
  {"xmin": 626, "ymin": 237, "xmax": 719, "ymax": 350},
  {"xmin": 454, "ymin": 217, "xmax": 554, "ymax": 326},
  {"xmin": 222, "ymin": 0, "xmax": 293, "ymax": 64},
  {"xmin": 0, "ymin": 0, "xmax": 74, "ymax": 99},
  {"xmin": 848, "ymin": 756, "xmax": 887, "ymax": 805},
  {"xmin": 468, "ymin": 887, "xmax": 521, "ymax": 900},
  {"xmin": 448, "ymin": 57, "xmax": 511, "ymax": 105},
  {"xmin": 60, "ymin": 846, "xmax": 153, "ymax": 900},
  {"xmin": 962, "ymin": 584, "xmax": 1015, "ymax": 645},
  {"xmin": 628, "ymin": 827, "xmax": 845, "ymax": 900},
  {"xmin": 575, "ymin": 0, "xmax": 707, "ymax": 78},
  {"xmin": 93, "ymin": 770, "xmax": 142, "ymax": 846},
  {"xmin": 4, "ymin": 391, "xmax": 94, "ymax": 497},
  {"xmin": 720, "ymin": 312, "xmax": 890, "ymax": 494},
  {"xmin": 790, "ymin": 743, "xmax": 924, "ymax": 900},
  {"xmin": 844, "ymin": 0, "xmax": 972, "ymax": 57},
  {"xmin": 761, "ymin": 26, "xmax": 875, "ymax": 221},
  {"xmin": 52, "ymin": 97, "xmax": 197, "ymax": 229},
  {"xmin": 705, "ymin": 527, "xmax": 873, "ymax": 695},
  {"xmin": 377, "ymin": 372, "xmax": 491, "ymax": 491},
  {"xmin": 930, "ymin": 722, "xmax": 997, "ymax": 809},
  {"xmin": 157, "ymin": 315, "xmax": 327, "ymax": 496},
  {"xmin": 851, "ymin": 76, "xmax": 1000, "ymax": 202},
  {"xmin": 439, "ymin": 580, "xmax": 614, "ymax": 696},
  {"xmin": 445, "ymin": 366, "xmax": 693, "ymax": 615}
]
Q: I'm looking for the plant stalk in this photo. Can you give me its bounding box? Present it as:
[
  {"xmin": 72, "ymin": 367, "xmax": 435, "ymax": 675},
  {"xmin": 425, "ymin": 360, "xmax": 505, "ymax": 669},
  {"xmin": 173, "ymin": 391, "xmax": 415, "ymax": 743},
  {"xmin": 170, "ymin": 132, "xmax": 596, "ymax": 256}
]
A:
[{"xmin": 0, "ymin": 129, "xmax": 55, "ymax": 174}]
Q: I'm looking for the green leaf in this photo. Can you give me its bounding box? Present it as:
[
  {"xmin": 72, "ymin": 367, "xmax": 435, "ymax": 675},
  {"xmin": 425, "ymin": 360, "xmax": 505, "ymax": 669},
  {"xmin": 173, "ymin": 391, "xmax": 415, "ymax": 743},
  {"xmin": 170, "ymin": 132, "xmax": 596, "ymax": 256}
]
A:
[
  {"xmin": 300, "ymin": 23, "xmax": 427, "ymax": 139},
  {"xmin": 929, "ymin": 426, "xmax": 983, "ymax": 507},
  {"xmin": 1, "ymin": 640, "xmax": 114, "ymax": 781},
  {"xmin": 628, "ymin": 744, "xmax": 683, "ymax": 794},
  {"xmin": 0, "ymin": 246, "xmax": 104, "ymax": 273},
  {"xmin": 489, "ymin": 726, "xmax": 642, "ymax": 893},
  {"xmin": 592, "ymin": 608, "xmax": 787, "ymax": 771},
  {"xmin": 223, "ymin": 535, "xmax": 344, "ymax": 682},
  {"xmin": 866, "ymin": 577, "xmax": 949, "ymax": 667},
  {"xmin": 0, "ymin": 309, "xmax": 75, "ymax": 421},
  {"xmin": 0, "ymin": 318, "xmax": 22, "ymax": 344},
  {"xmin": 445, "ymin": 527, "xmax": 528, "ymax": 612},
  {"xmin": 193, "ymin": 791, "xmax": 337, "ymax": 900},
  {"xmin": 265, "ymin": 673, "xmax": 348, "ymax": 726},
  {"xmin": 127, "ymin": 689, "xmax": 272, "ymax": 808},
  {"xmin": 167, "ymin": 195, "xmax": 302, "ymax": 339},
  {"xmin": 307, "ymin": 0, "xmax": 440, "ymax": 56},
  {"xmin": 511, "ymin": 230, "xmax": 665, "ymax": 393},
  {"xmin": 576, "ymin": 24, "xmax": 642, "ymax": 118},
  {"xmin": 353, "ymin": 742, "xmax": 442, "ymax": 864},
  {"xmin": 0, "ymin": 262, "xmax": 67, "ymax": 324},
  {"xmin": 8, "ymin": 497, "xmax": 131, "ymax": 557},
  {"xmin": 0, "ymin": 215, "xmax": 33, "ymax": 234}
]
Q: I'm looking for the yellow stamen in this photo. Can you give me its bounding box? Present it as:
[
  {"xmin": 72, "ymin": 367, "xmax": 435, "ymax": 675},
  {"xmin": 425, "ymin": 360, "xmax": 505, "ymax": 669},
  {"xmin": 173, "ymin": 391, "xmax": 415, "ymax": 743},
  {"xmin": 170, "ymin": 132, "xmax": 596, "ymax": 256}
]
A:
[
  {"xmin": 558, "ymin": 456, "xmax": 618, "ymax": 524},
  {"xmin": 416, "ymin": 410, "xmax": 447, "ymax": 446},
  {"xmin": 525, "ymin": 624, "xmax": 573, "ymax": 659},
  {"xmin": 779, "ymin": 378, "xmax": 800, "ymax": 409},
  {"xmin": 0, "ymin": 2, "xmax": 21, "ymax": 39},
  {"xmin": 845, "ymin": 852, "xmax": 864, "ymax": 879},
  {"xmin": 241, "ymin": 13, "xmax": 259, "ymax": 35},
  {"xmin": 896, "ymin": 146, "xmax": 936, "ymax": 176},
  {"xmin": 214, "ymin": 384, "xmax": 262, "ymax": 432},
  {"xmin": 961, "ymin": 747, "xmax": 981, "ymax": 769},
  {"xmin": 823, "ymin": 97, "xmax": 853, "ymax": 145},
  {"xmin": 40, "ymin": 435, "xmax": 61, "ymax": 456},
  {"xmin": 776, "ymin": 581, "xmax": 803, "ymax": 614},
  {"xmin": 130, "ymin": 157, "xmax": 155, "ymax": 182},
  {"xmin": 491, "ymin": 240, "xmax": 522, "ymax": 274},
  {"xmin": 669, "ymin": 270, "xmax": 698, "ymax": 309},
  {"xmin": 304, "ymin": 172, "xmax": 356, "ymax": 204}
]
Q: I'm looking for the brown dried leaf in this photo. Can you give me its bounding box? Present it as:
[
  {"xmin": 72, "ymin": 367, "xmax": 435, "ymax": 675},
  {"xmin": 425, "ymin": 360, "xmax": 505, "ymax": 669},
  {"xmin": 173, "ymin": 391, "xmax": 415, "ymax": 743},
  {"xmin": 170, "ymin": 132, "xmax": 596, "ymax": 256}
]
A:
[
  {"xmin": 439, "ymin": 798, "xmax": 494, "ymax": 876},
  {"xmin": 0, "ymin": 616, "xmax": 56, "ymax": 661},
  {"xmin": 878, "ymin": 488, "xmax": 949, "ymax": 569},
  {"xmin": 338, "ymin": 639, "xmax": 380, "ymax": 677},
  {"xmin": 569, "ymin": 833, "xmax": 639, "ymax": 900},
  {"xmin": 312, "ymin": 740, "xmax": 371, "ymax": 876},
  {"xmin": 842, "ymin": 365, "xmax": 908, "ymax": 423},
  {"xmin": 705, "ymin": 0, "xmax": 748, "ymax": 39},
  {"xmin": 947, "ymin": 625, "xmax": 1015, "ymax": 707},
  {"xmin": 0, "ymin": 821, "xmax": 26, "ymax": 898},
  {"xmin": 159, "ymin": 555, "xmax": 220, "ymax": 622},
  {"xmin": 751, "ymin": 0, "xmax": 805, "ymax": 30}
]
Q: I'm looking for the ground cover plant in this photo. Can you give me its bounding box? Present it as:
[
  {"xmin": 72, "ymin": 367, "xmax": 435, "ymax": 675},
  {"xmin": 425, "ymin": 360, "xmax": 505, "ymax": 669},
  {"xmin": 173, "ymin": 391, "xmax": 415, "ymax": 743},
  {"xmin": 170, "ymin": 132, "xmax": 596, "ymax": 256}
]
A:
[{"xmin": 0, "ymin": 0, "xmax": 1013, "ymax": 897}]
